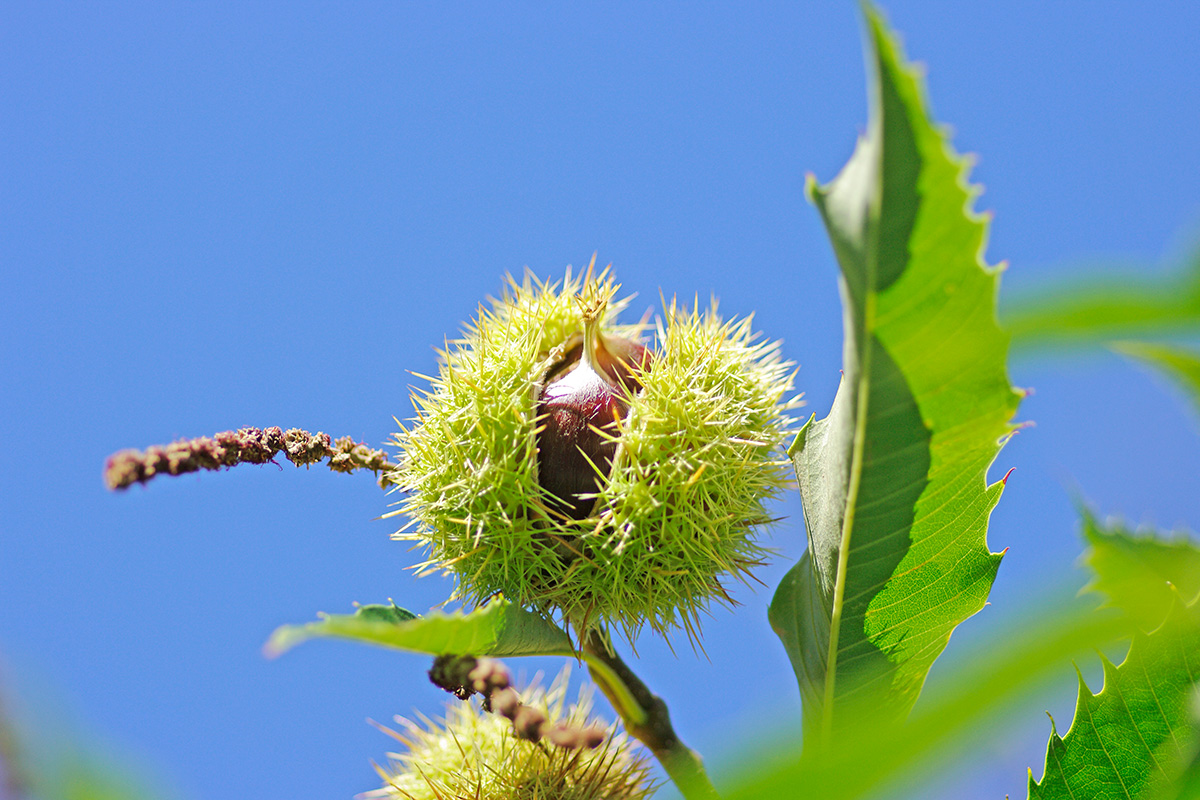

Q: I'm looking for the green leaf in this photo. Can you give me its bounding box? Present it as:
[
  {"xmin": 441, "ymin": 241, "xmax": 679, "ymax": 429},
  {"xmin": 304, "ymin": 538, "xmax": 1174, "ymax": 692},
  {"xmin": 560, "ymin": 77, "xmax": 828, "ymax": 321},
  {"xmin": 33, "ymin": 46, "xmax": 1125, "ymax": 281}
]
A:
[
  {"xmin": 1113, "ymin": 341, "xmax": 1200, "ymax": 422},
  {"xmin": 771, "ymin": 2, "xmax": 1020, "ymax": 741},
  {"xmin": 1081, "ymin": 510, "xmax": 1200, "ymax": 631},
  {"xmin": 1028, "ymin": 597, "xmax": 1200, "ymax": 800},
  {"xmin": 265, "ymin": 599, "xmax": 652, "ymax": 738},
  {"xmin": 1003, "ymin": 246, "xmax": 1200, "ymax": 352},
  {"xmin": 264, "ymin": 597, "xmax": 574, "ymax": 659}
]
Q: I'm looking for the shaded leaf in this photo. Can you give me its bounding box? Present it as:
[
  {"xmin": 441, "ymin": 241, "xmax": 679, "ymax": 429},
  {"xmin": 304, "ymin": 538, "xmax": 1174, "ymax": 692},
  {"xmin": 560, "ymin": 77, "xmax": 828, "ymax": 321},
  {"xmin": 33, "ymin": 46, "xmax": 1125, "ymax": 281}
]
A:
[
  {"xmin": 264, "ymin": 598, "xmax": 574, "ymax": 659},
  {"xmin": 265, "ymin": 601, "xmax": 653, "ymax": 751},
  {"xmin": 771, "ymin": 1, "xmax": 1019, "ymax": 741}
]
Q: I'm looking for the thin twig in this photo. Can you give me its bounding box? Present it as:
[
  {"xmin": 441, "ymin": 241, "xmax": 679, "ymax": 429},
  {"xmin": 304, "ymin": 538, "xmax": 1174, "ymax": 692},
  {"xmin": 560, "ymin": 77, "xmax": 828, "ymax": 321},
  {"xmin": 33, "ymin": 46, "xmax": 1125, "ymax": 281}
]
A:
[
  {"xmin": 582, "ymin": 630, "xmax": 721, "ymax": 800},
  {"xmin": 104, "ymin": 426, "xmax": 397, "ymax": 490}
]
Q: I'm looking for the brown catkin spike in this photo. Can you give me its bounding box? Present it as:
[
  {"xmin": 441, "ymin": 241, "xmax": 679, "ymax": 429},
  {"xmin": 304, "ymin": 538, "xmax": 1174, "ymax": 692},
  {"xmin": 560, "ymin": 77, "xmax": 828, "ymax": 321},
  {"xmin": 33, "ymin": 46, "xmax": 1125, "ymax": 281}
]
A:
[{"xmin": 104, "ymin": 426, "xmax": 396, "ymax": 489}]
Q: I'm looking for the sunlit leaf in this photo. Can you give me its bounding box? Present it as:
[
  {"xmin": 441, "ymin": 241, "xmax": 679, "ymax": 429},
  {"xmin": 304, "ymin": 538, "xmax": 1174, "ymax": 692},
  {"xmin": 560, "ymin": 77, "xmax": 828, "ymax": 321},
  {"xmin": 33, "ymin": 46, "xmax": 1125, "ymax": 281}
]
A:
[
  {"xmin": 726, "ymin": 516, "xmax": 1200, "ymax": 800},
  {"xmin": 264, "ymin": 597, "xmax": 574, "ymax": 659},
  {"xmin": 771, "ymin": 1, "xmax": 1020, "ymax": 741}
]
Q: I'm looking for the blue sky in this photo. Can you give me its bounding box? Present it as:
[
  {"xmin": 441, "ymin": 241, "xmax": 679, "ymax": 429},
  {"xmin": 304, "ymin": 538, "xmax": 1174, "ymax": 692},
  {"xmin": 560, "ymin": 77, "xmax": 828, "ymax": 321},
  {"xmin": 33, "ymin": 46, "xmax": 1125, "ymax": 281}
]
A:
[{"xmin": 3, "ymin": 2, "xmax": 1199, "ymax": 798}]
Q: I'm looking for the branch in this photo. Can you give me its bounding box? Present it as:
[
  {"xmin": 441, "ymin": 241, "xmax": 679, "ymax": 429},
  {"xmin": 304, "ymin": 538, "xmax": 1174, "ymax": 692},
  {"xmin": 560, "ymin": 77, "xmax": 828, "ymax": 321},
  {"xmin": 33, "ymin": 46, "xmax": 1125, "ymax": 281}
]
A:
[
  {"xmin": 104, "ymin": 426, "xmax": 397, "ymax": 490},
  {"xmin": 582, "ymin": 630, "xmax": 721, "ymax": 800}
]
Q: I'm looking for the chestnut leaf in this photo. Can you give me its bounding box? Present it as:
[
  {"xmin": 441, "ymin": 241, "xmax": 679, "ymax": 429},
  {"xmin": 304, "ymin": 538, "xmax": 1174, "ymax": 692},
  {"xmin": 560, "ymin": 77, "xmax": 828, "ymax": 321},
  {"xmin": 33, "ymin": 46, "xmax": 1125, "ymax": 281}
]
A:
[
  {"xmin": 770, "ymin": 1, "xmax": 1021, "ymax": 744},
  {"xmin": 264, "ymin": 596, "xmax": 574, "ymax": 659}
]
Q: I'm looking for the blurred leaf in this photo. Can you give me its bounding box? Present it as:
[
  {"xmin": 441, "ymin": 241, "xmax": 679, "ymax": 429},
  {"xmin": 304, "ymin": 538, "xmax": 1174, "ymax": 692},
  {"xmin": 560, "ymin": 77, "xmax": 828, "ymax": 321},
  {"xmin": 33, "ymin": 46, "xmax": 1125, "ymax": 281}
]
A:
[
  {"xmin": 1028, "ymin": 597, "xmax": 1200, "ymax": 800},
  {"xmin": 728, "ymin": 593, "xmax": 1131, "ymax": 800},
  {"xmin": 0, "ymin": 679, "xmax": 162, "ymax": 800},
  {"xmin": 1081, "ymin": 510, "xmax": 1200, "ymax": 631},
  {"xmin": 1003, "ymin": 247, "xmax": 1200, "ymax": 351},
  {"xmin": 264, "ymin": 597, "xmax": 574, "ymax": 659},
  {"xmin": 772, "ymin": 0, "xmax": 1019, "ymax": 742},
  {"xmin": 1113, "ymin": 341, "xmax": 1200, "ymax": 420},
  {"xmin": 53, "ymin": 756, "xmax": 157, "ymax": 800}
]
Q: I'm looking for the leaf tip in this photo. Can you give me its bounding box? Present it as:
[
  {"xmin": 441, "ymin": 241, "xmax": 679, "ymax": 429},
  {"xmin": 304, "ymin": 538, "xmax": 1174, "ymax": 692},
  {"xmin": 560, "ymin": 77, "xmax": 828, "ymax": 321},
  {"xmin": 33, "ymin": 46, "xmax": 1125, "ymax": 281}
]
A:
[
  {"xmin": 1071, "ymin": 662, "xmax": 1091, "ymax": 694},
  {"xmin": 787, "ymin": 413, "xmax": 817, "ymax": 458},
  {"xmin": 262, "ymin": 628, "xmax": 292, "ymax": 660},
  {"xmin": 803, "ymin": 171, "xmax": 821, "ymax": 204}
]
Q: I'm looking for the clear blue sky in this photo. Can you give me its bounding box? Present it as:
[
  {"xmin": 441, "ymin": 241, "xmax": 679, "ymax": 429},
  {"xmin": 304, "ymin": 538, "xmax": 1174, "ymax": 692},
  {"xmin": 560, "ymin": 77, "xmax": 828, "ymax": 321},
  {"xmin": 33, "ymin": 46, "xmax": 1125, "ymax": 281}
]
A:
[{"xmin": 3, "ymin": 2, "xmax": 1199, "ymax": 798}]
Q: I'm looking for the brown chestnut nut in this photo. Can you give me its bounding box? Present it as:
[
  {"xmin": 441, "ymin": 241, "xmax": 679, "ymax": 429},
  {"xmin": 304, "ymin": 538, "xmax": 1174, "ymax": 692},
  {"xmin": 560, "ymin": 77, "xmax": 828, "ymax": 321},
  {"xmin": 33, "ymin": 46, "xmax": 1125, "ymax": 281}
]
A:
[{"xmin": 536, "ymin": 304, "xmax": 649, "ymax": 520}]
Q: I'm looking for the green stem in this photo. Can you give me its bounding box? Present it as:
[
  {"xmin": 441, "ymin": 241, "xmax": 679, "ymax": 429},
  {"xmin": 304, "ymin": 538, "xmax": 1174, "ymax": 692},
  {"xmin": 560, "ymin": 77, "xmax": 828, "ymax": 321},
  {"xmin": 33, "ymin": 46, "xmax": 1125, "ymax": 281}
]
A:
[
  {"xmin": 582, "ymin": 630, "xmax": 721, "ymax": 800},
  {"xmin": 577, "ymin": 650, "xmax": 647, "ymax": 727}
]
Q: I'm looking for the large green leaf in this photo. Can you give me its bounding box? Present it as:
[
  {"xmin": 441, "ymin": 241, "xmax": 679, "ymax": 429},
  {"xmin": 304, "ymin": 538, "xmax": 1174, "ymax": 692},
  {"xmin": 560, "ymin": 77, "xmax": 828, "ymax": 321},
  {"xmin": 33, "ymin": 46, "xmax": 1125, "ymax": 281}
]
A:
[
  {"xmin": 771, "ymin": 2, "xmax": 1020, "ymax": 741},
  {"xmin": 264, "ymin": 597, "xmax": 574, "ymax": 659},
  {"xmin": 1003, "ymin": 246, "xmax": 1200, "ymax": 352},
  {"xmin": 1028, "ymin": 598, "xmax": 1200, "ymax": 800}
]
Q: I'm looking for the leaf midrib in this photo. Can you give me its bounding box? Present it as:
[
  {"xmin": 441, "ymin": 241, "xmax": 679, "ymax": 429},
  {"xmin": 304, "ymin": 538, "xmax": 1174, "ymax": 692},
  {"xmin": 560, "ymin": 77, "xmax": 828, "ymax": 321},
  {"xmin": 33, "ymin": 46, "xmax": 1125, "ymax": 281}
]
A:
[{"xmin": 822, "ymin": 184, "xmax": 882, "ymax": 737}]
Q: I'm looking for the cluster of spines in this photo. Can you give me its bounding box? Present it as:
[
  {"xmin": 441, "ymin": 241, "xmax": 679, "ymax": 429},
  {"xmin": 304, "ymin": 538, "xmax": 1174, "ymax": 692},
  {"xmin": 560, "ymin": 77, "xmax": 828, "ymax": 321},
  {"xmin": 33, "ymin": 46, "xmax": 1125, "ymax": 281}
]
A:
[
  {"xmin": 367, "ymin": 667, "xmax": 652, "ymax": 800},
  {"xmin": 567, "ymin": 299, "xmax": 799, "ymax": 638},
  {"xmin": 389, "ymin": 268, "xmax": 798, "ymax": 643},
  {"xmin": 388, "ymin": 269, "xmax": 640, "ymax": 594}
]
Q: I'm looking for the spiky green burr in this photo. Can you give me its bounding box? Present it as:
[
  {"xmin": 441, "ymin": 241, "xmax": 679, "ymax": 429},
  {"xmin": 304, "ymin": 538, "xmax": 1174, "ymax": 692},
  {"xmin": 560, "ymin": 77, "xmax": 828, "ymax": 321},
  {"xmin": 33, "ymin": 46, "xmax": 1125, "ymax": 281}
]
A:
[
  {"xmin": 367, "ymin": 671, "xmax": 652, "ymax": 800},
  {"xmin": 390, "ymin": 265, "xmax": 797, "ymax": 640}
]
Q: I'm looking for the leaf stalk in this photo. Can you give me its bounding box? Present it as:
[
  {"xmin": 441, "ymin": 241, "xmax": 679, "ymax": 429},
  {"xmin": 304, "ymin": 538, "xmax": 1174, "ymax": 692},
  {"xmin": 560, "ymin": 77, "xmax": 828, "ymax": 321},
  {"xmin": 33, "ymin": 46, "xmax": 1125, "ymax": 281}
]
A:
[{"xmin": 582, "ymin": 630, "xmax": 721, "ymax": 800}]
